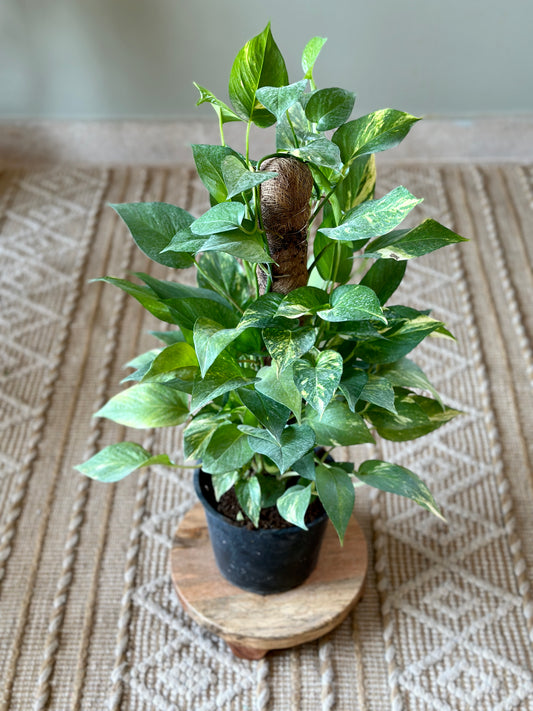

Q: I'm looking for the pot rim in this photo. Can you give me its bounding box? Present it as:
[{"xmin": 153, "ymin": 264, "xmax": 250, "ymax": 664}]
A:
[{"xmin": 193, "ymin": 467, "xmax": 329, "ymax": 535}]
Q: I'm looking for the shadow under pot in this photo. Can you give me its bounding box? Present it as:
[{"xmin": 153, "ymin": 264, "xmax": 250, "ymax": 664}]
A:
[{"xmin": 193, "ymin": 468, "xmax": 329, "ymax": 595}]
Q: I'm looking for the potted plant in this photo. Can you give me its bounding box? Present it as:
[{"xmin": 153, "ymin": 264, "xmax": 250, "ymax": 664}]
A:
[{"xmin": 76, "ymin": 24, "xmax": 466, "ymax": 595}]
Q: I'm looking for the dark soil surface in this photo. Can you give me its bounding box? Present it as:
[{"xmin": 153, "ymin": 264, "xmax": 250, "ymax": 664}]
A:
[{"xmin": 215, "ymin": 485, "xmax": 325, "ymax": 530}]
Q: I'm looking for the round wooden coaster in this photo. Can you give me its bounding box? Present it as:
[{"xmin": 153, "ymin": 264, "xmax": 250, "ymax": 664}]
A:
[{"xmin": 170, "ymin": 504, "xmax": 368, "ymax": 659}]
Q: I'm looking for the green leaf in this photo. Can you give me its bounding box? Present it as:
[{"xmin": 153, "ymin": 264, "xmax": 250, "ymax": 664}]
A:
[
  {"xmin": 228, "ymin": 23, "xmax": 289, "ymax": 127},
  {"xmin": 191, "ymin": 202, "xmax": 246, "ymax": 235},
  {"xmin": 211, "ymin": 471, "xmax": 240, "ymax": 500},
  {"xmin": 238, "ymin": 387, "xmax": 290, "ymax": 439},
  {"xmin": 183, "ymin": 416, "xmax": 225, "ymax": 460},
  {"xmin": 201, "ymin": 424, "xmax": 254, "ymax": 474},
  {"xmin": 333, "ymin": 109, "xmax": 421, "ymax": 163},
  {"xmin": 255, "ymin": 80, "xmax": 308, "ymax": 121},
  {"xmin": 96, "ymin": 384, "xmax": 189, "ymax": 428},
  {"xmin": 315, "ymin": 463, "xmax": 355, "ymax": 543},
  {"xmin": 305, "ymin": 88, "xmax": 355, "ymax": 131},
  {"xmin": 241, "ymin": 424, "xmax": 315, "ymax": 474},
  {"xmin": 191, "ymin": 353, "xmax": 256, "ymax": 412},
  {"xmin": 301, "ymin": 36, "xmax": 327, "ymax": 82},
  {"xmin": 96, "ymin": 276, "xmax": 176, "ymax": 324},
  {"xmin": 263, "ymin": 326, "xmax": 317, "ymax": 372},
  {"xmin": 313, "ymin": 232, "xmax": 353, "ymax": 284},
  {"xmin": 191, "ymin": 144, "xmax": 243, "ymax": 203},
  {"xmin": 258, "ymin": 475, "xmax": 286, "ymax": 508},
  {"xmin": 194, "ymin": 83, "xmax": 242, "ymax": 123},
  {"xmin": 339, "ymin": 369, "xmax": 368, "ymax": 411},
  {"xmin": 318, "ymin": 284, "xmax": 386, "ymax": 323},
  {"xmin": 255, "ymin": 364, "xmax": 302, "ymax": 422},
  {"xmin": 193, "ymin": 318, "xmax": 241, "ymax": 377},
  {"xmin": 336, "ymin": 154, "xmax": 376, "ymax": 212},
  {"xmin": 359, "ymin": 258, "xmax": 407, "ymax": 305},
  {"xmin": 276, "ymin": 287, "xmax": 329, "ymax": 319},
  {"xmin": 356, "ymin": 460, "xmax": 444, "ymax": 520},
  {"xmin": 121, "ymin": 349, "xmax": 160, "ymax": 383},
  {"xmin": 293, "ymin": 350, "xmax": 343, "ymax": 416},
  {"xmin": 365, "ymin": 218, "xmax": 468, "ymax": 260},
  {"xmin": 277, "ymin": 484, "xmax": 313, "ymax": 529},
  {"xmin": 235, "ymin": 477, "xmax": 262, "ymax": 527},
  {"xmin": 75, "ymin": 442, "xmax": 174, "ymax": 483},
  {"xmin": 366, "ymin": 389, "xmax": 461, "ymax": 441},
  {"xmin": 221, "ymin": 155, "xmax": 277, "ymax": 199},
  {"xmin": 379, "ymin": 357, "xmax": 442, "ymax": 406},
  {"xmin": 201, "ymin": 228, "xmax": 273, "ymax": 263},
  {"xmin": 238, "ymin": 293, "xmax": 283, "ymax": 329},
  {"xmin": 319, "ymin": 186, "xmax": 422, "ymax": 242},
  {"xmin": 276, "ymin": 102, "xmax": 316, "ymax": 152},
  {"xmin": 110, "ymin": 202, "xmax": 194, "ymax": 269},
  {"xmin": 291, "ymin": 137, "xmax": 343, "ymax": 172},
  {"xmin": 304, "ymin": 400, "xmax": 374, "ymax": 446},
  {"xmin": 196, "ymin": 251, "xmax": 250, "ymax": 308},
  {"xmin": 141, "ymin": 342, "xmax": 198, "ymax": 380},
  {"xmin": 360, "ymin": 375, "xmax": 397, "ymax": 414}
]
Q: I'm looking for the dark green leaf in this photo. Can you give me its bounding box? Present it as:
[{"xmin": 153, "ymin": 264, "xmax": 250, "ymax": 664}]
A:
[
  {"xmin": 301, "ymin": 36, "xmax": 327, "ymax": 82},
  {"xmin": 356, "ymin": 460, "xmax": 444, "ymax": 519},
  {"xmin": 75, "ymin": 442, "xmax": 174, "ymax": 483},
  {"xmin": 277, "ymin": 484, "xmax": 313, "ymax": 529},
  {"xmin": 379, "ymin": 357, "xmax": 442, "ymax": 406},
  {"xmin": 198, "ymin": 228, "xmax": 273, "ymax": 263},
  {"xmin": 235, "ymin": 477, "xmax": 262, "ymax": 527},
  {"xmin": 255, "ymin": 364, "xmax": 302, "ymax": 421},
  {"xmin": 191, "ymin": 353, "xmax": 256, "ymax": 412},
  {"xmin": 228, "ymin": 23, "xmax": 289, "ymax": 127},
  {"xmin": 315, "ymin": 463, "xmax": 355, "ymax": 543},
  {"xmin": 96, "ymin": 276, "xmax": 176, "ymax": 324},
  {"xmin": 318, "ymin": 284, "xmax": 386, "ymax": 323},
  {"xmin": 305, "ymin": 88, "xmax": 355, "ymax": 131},
  {"xmin": 359, "ymin": 258, "xmax": 407, "ymax": 305},
  {"xmin": 259, "ymin": 475, "xmax": 286, "ymax": 508},
  {"xmin": 276, "ymin": 102, "xmax": 316, "ymax": 152},
  {"xmin": 191, "ymin": 202, "xmax": 246, "ymax": 235},
  {"xmin": 304, "ymin": 400, "xmax": 374, "ymax": 446},
  {"xmin": 191, "ymin": 144, "xmax": 243, "ymax": 203},
  {"xmin": 241, "ymin": 424, "xmax": 315, "ymax": 474},
  {"xmin": 291, "ymin": 451, "xmax": 316, "ymax": 480},
  {"xmin": 194, "ymin": 83, "xmax": 242, "ymax": 123},
  {"xmin": 201, "ymin": 424, "xmax": 254, "ymax": 474},
  {"xmin": 196, "ymin": 251, "xmax": 250, "ymax": 308},
  {"xmin": 365, "ymin": 218, "xmax": 468, "ymax": 260},
  {"xmin": 263, "ymin": 326, "xmax": 317, "ymax": 372},
  {"xmin": 96, "ymin": 383, "xmax": 189, "ymax": 428},
  {"xmin": 221, "ymin": 155, "xmax": 277, "ymax": 198},
  {"xmin": 238, "ymin": 388, "xmax": 290, "ymax": 439},
  {"xmin": 339, "ymin": 369, "xmax": 368, "ymax": 411},
  {"xmin": 336, "ymin": 155, "xmax": 376, "ymax": 212},
  {"xmin": 360, "ymin": 375, "xmax": 397, "ymax": 413},
  {"xmin": 276, "ymin": 287, "xmax": 329, "ymax": 319},
  {"xmin": 366, "ymin": 389, "xmax": 461, "ymax": 440},
  {"xmin": 255, "ymin": 80, "xmax": 308, "ymax": 121},
  {"xmin": 293, "ymin": 350, "xmax": 343, "ymax": 416},
  {"xmin": 333, "ymin": 109, "xmax": 421, "ymax": 163},
  {"xmin": 110, "ymin": 202, "xmax": 194, "ymax": 269},
  {"xmin": 313, "ymin": 233, "xmax": 353, "ymax": 284}
]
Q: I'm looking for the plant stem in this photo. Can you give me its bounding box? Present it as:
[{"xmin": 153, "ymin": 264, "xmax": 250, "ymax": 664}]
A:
[
  {"xmin": 218, "ymin": 111, "xmax": 225, "ymax": 146},
  {"xmin": 245, "ymin": 120, "xmax": 252, "ymax": 164}
]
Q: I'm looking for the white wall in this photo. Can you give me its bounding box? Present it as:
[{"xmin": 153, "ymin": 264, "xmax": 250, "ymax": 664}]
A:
[{"xmin": 1, "ymin": 0, "xmax": 532, "ymax": 119}]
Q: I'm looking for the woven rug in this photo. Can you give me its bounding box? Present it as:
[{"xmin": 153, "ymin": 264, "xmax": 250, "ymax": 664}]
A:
[{"xmin": 0, "ymin": 162, "xmax": 532, "ymax": 711}]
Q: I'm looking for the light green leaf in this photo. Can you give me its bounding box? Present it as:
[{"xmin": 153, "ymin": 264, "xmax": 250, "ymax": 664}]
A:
[
  {"xmin": 228, "ymin": 23, "xmax": 289, "ymax": 127},
  {"xmin": 96, "ymin": 384, "xmax": 189, "ymax": 428},
  {"xmin": 110, "ymin": 202, "xmax": 194, "ymax": 269},
  {"xmin": 221, "ymin": 155, "xmax": 277, "ymax": 199},
  {"xmin": 379, "ymin": 357, "xmax": 442, "ymax": 406},
  {"xmin": 365, "ymin": 218, "xmax": 468, "ymax": 260},
  {"xmin": 366, "ymin": 388, "xmax": 461, "ymax": 441},
  {"xmin": 255, "ymin": 80, "xmax": 308, "ymax": 121},
  {"xmin": 336, "ymin": 154, "xmax": 376, "ymax": 212},
  {"xmin": 211, "ymin": 470, "xmax": 240, "ymax": 500},
  {"xmin": 359, "ymin": 258, "xmax": 407, "ymax": 305},
  {"xmin": 191, "ymin": 144, "xmax": 243, "ymax": 203},
  {"xmin": 301, "ymin": 36, "xmax": 327, "ymax": 82},
  {"xmin": 276, "ymin": 287, "xmax": 329, "ymax": 319},
  {"xmin": 255, "ymin": 364, "xmax": 302, "ymax": 422},
  {"xmin": 333, "ymin": 109, "xmax": 421, "ymax": 163},
  {"xmin": 175, "ymin": 228, "xmax": 273, "ymax": 264},
  {"xmin": 305, "ymin": 87, "xmax": 355, "ymax": 131},
  {"xmin": 276, "ymin": 102, "xmax": 316, "ymax": 152},
  {"xmin": 305, "ymin": 400, "xmax": 374, "ymax": 446},
  {"xmin": 291, "ymin": 137, "xmax": 343, "ymax": 172},
  {"xmin": 318, "ymin": 284, "xmax": 386, "ymax": 323},
  {"xmin": 235, "ymin": 477, "xmax": 262, "ymax": 527},
  {"xmin": 193, "ymin": 318, "xmax": 241, "ymax": 377},
  {"xmin": 75, "ymin": 442, "xmax": 174, "ymax": 483},
  {"xmin": 191, "ymin": 353, "xmax": 256, "ymax": 412},
  {"xmin": 356, "ymin": 460, "xmax": 444, "ymax": 520},
  {"xmin": 184, "ymin": 416, "xmax": 226, "ymax": 460},
  {"xmin": 315, "ymin": 463, "xmax": 355, "ymax": 543},
  {"xmin": 201, "ymin": 424, "xmax": 254, "ymax": 475},
  {"xmin": 191, "ymin": 202, "xmax": 246, "ymax": 236},
  {"xmin": 194, "ymin": 83, "xmax": 242, "ymax": 123},
  {"xmin": 241, "ymin": 424, "xmax": 315, "ymax": 474},
  {"xmin": 141, "ymin": 342, "xmax": 198, "ymax": 380},
  {"xmin": 121, "ymin": 349, "xmax": 160, "ymax": 383},
  {"xmin": 360, "ymin": 375, "xmax": 397, "ymax": 414},
  {"xmin": 263, "ymin": 326, "xmax": 317, "ymax": 372},
  {"xmin": 238, "ymin": 388, "xmax": 290, "ymax": 439},
  {"xmin": 293, "ymin": 350, "xmax": 343, "ymax": 416},
  {"xmin": 277, "ymin": 484, "xmax": 313, "ymax": 529}
]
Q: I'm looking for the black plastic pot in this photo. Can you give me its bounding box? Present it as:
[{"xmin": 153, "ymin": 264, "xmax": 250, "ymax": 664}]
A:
[{"xmin": 194, "ymin": 468, "xmax": 329, "ymax": 595}]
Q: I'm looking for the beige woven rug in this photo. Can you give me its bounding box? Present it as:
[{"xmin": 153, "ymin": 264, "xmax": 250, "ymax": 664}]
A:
[{"xmin": 0, "ymin": 162, "xmax": 532, "ymax": 711}]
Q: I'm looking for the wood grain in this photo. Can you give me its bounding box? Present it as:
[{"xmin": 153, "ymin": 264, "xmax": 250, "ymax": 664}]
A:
[{"xmin": 170, "ymin": 504, "xmax": 368, "ymax": 658}]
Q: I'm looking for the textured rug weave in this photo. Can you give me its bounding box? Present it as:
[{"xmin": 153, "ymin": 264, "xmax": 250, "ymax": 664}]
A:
[{"xmin": 0, "ymin": 163, "xmax": 532, "ymax": 711}]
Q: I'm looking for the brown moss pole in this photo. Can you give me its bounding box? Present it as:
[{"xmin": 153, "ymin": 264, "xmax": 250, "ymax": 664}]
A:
[{"xmin": 259, "ymin": 156, "xmax": 314, "ymax": 295}]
